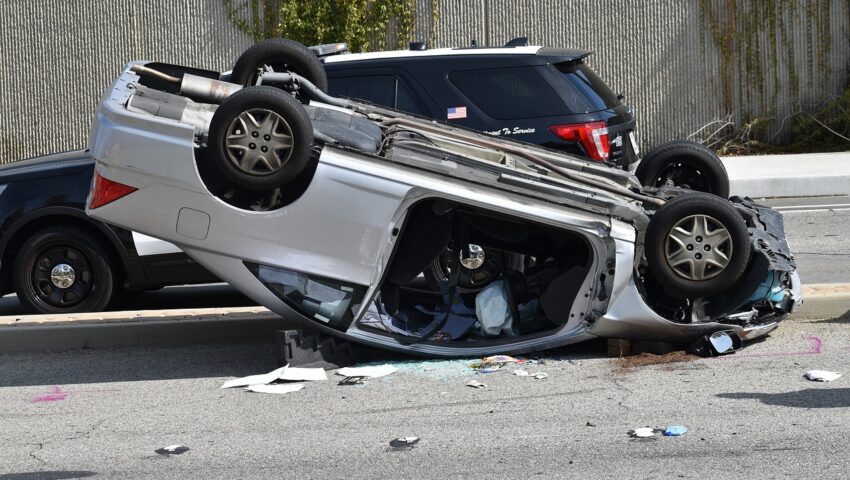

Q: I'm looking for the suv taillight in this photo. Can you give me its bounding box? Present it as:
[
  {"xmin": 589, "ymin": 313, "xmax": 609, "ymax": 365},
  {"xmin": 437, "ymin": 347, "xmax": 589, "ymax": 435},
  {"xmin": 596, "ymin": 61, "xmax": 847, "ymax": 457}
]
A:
[
  {"xmin": 89, "ymin": 171, "xmax": 137, "ymax": 209},
  {"xmin": 548, "ymin": 122, "xmax": 610, "ymax": 162}
]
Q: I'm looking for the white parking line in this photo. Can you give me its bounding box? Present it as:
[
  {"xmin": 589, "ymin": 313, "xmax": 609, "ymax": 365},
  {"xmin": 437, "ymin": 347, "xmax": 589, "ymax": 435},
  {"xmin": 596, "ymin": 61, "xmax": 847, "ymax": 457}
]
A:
[
  {"xmin": 774, "ymin": 203, "xmax": 850, "ymax": 211},
  {"xmin": 778, "ymin": 207, "xmax": 850, "ymax": 214}
]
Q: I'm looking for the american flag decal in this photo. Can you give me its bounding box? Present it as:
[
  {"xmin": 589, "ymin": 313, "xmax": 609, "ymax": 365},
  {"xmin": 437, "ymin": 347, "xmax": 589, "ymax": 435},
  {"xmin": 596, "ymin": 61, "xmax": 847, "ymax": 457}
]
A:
[{"xmin": 447, "ymin": 106, "xmax": 467, "ymax": 120}]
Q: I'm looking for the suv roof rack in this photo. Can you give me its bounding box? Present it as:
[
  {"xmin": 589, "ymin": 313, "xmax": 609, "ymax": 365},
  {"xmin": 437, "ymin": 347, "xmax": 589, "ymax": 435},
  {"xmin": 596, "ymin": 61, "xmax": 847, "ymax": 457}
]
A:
[
  {"xmin": 309, "ymin": 43, "xmax": 349, "ymax": 57},
  {"xmin": 504, "ymin": 37, "xmax": 529, "ymax": 47}
]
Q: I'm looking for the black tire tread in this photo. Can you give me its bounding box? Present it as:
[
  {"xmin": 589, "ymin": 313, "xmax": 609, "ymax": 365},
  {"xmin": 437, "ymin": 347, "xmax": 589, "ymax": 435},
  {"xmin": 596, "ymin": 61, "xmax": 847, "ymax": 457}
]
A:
[
  {"xmin": 635, "ymin": 140, "xmax": 730, "ymax": 198},
  {"xmin": 208, "ymin": 86, "xmax": 314, "ymax": 192},
  {"xmin": 645, "ymin": 192, "xmax": 750, "ymax": 299},
  {"xmin": 13, "ymin": 226, "xmax": 114, "ymax": 314},
  {"xmin": 231, "ymin": 38, "xmax": 328, "ymax": 91}
]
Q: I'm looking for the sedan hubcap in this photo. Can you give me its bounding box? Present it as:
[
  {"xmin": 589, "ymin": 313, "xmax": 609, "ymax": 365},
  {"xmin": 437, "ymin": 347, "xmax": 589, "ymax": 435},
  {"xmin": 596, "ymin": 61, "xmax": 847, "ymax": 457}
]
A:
[
  {"xmin": 50, "ymin": 263, "xmax": 76, "ymax": 288},
  {"xmin": 664, "ymin": 214, "xmax": 732, "ymax": 281},
  {"xmin": 225, "ymin": 108, "xmax": 294, "ymax": 176}
]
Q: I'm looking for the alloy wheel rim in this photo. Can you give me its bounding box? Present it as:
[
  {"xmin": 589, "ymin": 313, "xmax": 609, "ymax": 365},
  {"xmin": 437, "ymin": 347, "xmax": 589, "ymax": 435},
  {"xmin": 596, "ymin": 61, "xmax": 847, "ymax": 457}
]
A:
[
  {"xmin": 225, "ymin": 108, "xmax": 294, "ymax": 176},
  {"xmin": 664, "ymin": 214, "xmax": 732, "ymax": 281}
]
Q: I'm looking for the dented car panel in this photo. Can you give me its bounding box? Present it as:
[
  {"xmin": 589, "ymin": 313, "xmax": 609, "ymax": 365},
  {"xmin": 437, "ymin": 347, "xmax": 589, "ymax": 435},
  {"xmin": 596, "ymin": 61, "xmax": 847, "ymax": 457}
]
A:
[{"xmin": 85, "ymin": 58, "xmax": 801, "ymax": 358}]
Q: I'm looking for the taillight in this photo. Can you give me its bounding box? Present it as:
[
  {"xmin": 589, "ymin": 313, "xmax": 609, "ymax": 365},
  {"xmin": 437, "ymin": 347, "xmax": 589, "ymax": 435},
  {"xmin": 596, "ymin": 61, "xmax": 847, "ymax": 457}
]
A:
[
  {"xmin": 89, "ymin": 171, "xmax": 137, "ymax": 209},
  {"xmin": 548, "ymin": 121, "xmax": 611, "ymax": 162}
]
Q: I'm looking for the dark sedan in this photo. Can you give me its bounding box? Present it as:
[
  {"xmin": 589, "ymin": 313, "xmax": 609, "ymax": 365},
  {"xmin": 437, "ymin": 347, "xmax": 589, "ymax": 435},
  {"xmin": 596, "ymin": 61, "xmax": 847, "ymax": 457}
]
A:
[{"xmin": 0, "ymin": 150, "xmax": 217, "ymax": 314}]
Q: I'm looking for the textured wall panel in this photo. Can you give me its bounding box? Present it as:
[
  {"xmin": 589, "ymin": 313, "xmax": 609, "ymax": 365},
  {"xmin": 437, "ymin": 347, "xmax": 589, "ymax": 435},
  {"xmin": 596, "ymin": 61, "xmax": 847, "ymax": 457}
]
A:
[
  {"xmin": 0, "ymin": 0, "xmax": 847, "ymax": 161},
  {"xmin": 0, "ymin": 0, "xmax": 252, "ymax": 162}
]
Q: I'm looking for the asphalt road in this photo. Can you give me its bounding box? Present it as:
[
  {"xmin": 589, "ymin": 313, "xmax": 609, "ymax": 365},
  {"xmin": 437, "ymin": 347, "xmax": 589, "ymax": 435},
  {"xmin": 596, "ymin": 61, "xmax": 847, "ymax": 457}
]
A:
[{"xmin": 1, "ymin": 312, "xmax": 848, "ymax": 479}]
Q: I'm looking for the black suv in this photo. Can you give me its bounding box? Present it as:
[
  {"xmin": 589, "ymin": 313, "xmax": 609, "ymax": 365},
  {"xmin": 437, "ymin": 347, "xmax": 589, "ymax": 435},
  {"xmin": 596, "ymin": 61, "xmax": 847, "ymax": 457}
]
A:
[
  {"xmin": 323, "ymin": 42, "xmax": 637, "ymax": 168},
  {"xmin": 319, "ymin": 40, "xmax": 728, "ymax": 197}
]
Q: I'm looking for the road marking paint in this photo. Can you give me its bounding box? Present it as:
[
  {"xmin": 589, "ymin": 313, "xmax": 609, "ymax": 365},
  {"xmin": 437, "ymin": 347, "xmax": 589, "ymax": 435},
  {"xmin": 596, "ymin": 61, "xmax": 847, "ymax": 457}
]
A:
[
  {"xmin": 778, "ymin": 208, "xmax": 850, "ymax": 214},
  {"xmin": 774, "ymin": 203, "xmax": 850, "ymax": 211}
]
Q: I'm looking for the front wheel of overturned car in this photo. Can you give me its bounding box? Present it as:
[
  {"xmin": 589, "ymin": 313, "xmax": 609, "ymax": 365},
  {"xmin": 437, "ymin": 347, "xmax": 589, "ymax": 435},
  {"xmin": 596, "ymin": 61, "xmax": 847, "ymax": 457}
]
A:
[
  {"xmin": 14, "ymin": 227, "xmax": 115, "ymax": 314},
  {"xmin": 208, "ymin": 86, "xmax": 314, "ymax": 192},
  {"xmin": 645, "ymin": 193, "xmax": 751, "ymax": 299},
  {"xmin": 635, "ymin": 140, "xmax": 730, "ymax": 198}
]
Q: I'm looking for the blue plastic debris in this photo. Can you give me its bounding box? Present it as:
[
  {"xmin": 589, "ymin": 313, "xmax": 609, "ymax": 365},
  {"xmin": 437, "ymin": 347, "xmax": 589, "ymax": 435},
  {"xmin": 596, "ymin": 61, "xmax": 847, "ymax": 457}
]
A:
[{"xmin": 664, "ymin": 425, "xmax": 688, "ymax": 436}]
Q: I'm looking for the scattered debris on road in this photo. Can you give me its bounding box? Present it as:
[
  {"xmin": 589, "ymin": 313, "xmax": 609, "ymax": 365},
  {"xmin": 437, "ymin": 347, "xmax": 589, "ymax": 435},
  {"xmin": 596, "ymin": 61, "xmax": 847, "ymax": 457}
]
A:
[
  {"xmin": 466, "ymin": 379, "xmax": 487, "ymax": 389},
  {"xmin": 804, "ymin": 370, "xmax": 842, "ymax": 382},
  {"xmin": 245, "ymin": 383, "xmax": 305, "ymax": 395},
  {"xmin": 663, "ymin": 425, "xmax": 688, "ymax": 436},
  {"xmin": 471, "ymin": 355, "xmax": 522, "ymax": 372},
  {"xmin": 513, "ymin": 369, "xmax": 547, "ymax": 379},
  {"xmin": 220, "ymin": 365, "xmax": 327, "ymax": 393},
  {"xmin": 389, "ymin": 436, "xmax": 420, "ymax": 451},
  {"xmin": 335, "ymin": 364, "xmax": 397, "ymax": 385},
  {"xmin": 155, "ymin": 445, "xmax": 190, "ymax": 455},
  {"xmin": 628, "ymin": 428, "xmax": 658, "ymax": 438}
]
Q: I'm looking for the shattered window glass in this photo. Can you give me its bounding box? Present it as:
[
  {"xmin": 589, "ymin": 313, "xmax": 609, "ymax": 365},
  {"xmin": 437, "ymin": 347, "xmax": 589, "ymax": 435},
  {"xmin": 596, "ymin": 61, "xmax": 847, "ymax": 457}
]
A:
[{"xmin": 249, "ymin": 263, "xmax": 366, "ymax": 331}]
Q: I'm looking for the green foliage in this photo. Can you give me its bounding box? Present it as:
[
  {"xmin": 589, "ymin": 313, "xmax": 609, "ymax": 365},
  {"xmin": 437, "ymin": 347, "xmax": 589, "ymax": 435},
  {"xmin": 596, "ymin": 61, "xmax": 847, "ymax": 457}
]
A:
[
  {"xmin": 698, "ymin": 86, "xmax": 850, "ymax": 155},
  {"xmin": 224, "ymin": 0, "xmax": 431, "ymax": 52}
]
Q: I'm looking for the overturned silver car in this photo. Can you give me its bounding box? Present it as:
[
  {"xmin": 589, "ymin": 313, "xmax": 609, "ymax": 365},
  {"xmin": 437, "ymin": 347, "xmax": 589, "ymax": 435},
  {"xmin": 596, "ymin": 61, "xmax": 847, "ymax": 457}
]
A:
[{"xmin": 87, "ymin": 39, "xmax": 801, "ymax": 357}]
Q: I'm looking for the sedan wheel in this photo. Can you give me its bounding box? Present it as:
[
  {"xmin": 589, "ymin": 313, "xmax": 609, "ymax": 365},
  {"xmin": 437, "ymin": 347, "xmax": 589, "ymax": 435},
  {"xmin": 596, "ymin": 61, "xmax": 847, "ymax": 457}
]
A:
[
  {"xmin": 14, "ymin": 227, "xmax": 114, "ymax": 314},
  {"xmin": 645, "ymin": 192, "xmax": 750, "ymax": 299}
]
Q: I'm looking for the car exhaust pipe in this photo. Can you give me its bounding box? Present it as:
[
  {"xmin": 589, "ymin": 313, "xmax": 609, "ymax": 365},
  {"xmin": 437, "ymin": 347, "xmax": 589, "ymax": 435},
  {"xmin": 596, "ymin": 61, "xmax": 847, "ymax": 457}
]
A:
[{"xmin": 130, "ymin": 65, "xmax": 242, "ymax": 103}]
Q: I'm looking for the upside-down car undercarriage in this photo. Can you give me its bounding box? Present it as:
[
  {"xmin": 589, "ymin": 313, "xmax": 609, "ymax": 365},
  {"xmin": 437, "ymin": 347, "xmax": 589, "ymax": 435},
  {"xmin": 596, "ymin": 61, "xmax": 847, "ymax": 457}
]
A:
[{"xmin": 86, "ymin": 40, "xmax": 801, "ymax": 357}]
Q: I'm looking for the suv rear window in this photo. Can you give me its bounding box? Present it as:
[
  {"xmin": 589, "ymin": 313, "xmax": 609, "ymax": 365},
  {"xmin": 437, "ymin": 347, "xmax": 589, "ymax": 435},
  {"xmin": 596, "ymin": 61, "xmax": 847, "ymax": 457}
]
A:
[
  {"xmin": 449, "ymin": 66, "xmax": 566, "ymax": 120},
  {"xmin": 551, "ymin": 61, "xmax": 621, "ymax": 113}
]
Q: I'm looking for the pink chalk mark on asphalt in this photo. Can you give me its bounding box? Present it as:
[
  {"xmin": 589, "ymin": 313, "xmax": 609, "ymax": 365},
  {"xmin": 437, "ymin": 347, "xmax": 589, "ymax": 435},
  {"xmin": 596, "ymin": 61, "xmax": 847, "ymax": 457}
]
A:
[
  {"xmin": 31, "ymin": 386, "xmax": 68, "ymax": 403},
  {"xmin": 719, "ymin": 335, "xmax": 822, "ymax": 359}
]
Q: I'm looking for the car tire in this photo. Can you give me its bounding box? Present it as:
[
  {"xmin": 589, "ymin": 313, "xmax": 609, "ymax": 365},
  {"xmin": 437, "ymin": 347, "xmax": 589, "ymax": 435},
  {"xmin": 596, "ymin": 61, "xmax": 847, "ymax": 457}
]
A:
[
  {"xmin": 208, "ymin": 86, "xmax": 314, "ymax": 192},
  {"xmin": 635, "ymin": 140, "xmax": 730, "ymax": 198},
  {"xmin": 14, "ymin": 226, "xmax": 115, "ymax": 314},
  {"xmin": 423, "ymin": 245, "xmax": 502, "ymax": 293},
  {"xmin": 231, "ymin": 38, "xmax": 328, "ymax": 91},
  {"xmin": 645, "ymin": 192, "xmax": 751, "ymax": 299}
]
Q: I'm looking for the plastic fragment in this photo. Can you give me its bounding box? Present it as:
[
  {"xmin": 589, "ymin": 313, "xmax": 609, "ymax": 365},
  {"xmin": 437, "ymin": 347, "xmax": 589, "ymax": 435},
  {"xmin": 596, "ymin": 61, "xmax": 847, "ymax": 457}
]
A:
[
  {"xmin": 664, "ymin": 425, "xmax": 688, "ymax": 436},
  {"xmin": 804, "ymin": 370, "xmax": 842, "ymax": 382},
  {"xmin": 471, "ymin": 355, "xmax": 521, "ymax": 370},
  {"xmin": 389, "ymin": 436, "xmax": 420, "ymax": 450},
  {"xmin": 155, "ymin": 445, "xmax": 190, "ymax": 455},
  {"xmin": 466, "ymin": 380, "xmax": 487, "ymax": 389}
]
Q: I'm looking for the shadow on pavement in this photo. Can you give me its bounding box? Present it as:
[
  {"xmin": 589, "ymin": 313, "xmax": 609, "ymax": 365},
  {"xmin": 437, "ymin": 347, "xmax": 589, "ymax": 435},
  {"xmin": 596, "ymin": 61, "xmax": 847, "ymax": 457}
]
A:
[
  {"xmin": 0, "ymin": 472, "xmax": 96, "ymax": 480},
  {"xmin": 0, "ymin": 343, "xmax": 279, "ymax": 387},
  {"xmin": 717, "ymin": 388, "xmax": 850, "ymax": 408}
]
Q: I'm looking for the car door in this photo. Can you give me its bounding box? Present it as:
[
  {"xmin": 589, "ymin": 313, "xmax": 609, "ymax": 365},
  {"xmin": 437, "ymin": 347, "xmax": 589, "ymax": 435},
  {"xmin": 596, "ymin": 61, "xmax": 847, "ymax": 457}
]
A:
[{"xmin": 325, "ymin": 66, "xmax": 436, "ymax": 117}]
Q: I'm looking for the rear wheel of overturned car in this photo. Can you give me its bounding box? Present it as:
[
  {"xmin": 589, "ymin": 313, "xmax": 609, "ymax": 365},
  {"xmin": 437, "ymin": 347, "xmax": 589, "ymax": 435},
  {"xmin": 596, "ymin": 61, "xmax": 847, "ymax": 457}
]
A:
[
  {"xmin": 635, "ymin": 140, "xmax": 730, "ymax": 198},
  {"xmin": 14, "ymin": 226, "xmax": 114, "ymax": 314},
  {"xmin": 231, "ymin": 38, "xmax": 329, "ymax": 92},
  {"xmin": 645, "ymin": 192, "xmax": 750, "ymax": 299},
  {"xmin": 208, "ymin": 86, "xmax": 314, "ymax": 192}
]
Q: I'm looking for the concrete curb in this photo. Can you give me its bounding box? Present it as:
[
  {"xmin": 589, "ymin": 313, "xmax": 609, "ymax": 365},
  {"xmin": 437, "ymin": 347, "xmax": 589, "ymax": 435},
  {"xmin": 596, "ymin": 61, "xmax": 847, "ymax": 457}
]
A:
[
  {"xmin": 0, "ymin": 284, "xmax": 846, "ymax": 353},
  {"xmin": 0, "ymin": 307, "xmax": 299, "ymax": 353},
  {"xmin": 723, "ymin": 152, "xmax": 850, "ymax": 198}
]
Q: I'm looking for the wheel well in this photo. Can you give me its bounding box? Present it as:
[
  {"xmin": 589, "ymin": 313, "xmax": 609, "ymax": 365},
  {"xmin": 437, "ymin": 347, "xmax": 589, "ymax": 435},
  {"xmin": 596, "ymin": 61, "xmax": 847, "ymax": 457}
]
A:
[{"xmin": 1, "ymin": 216, "xmax": 126, "ymax": 293}]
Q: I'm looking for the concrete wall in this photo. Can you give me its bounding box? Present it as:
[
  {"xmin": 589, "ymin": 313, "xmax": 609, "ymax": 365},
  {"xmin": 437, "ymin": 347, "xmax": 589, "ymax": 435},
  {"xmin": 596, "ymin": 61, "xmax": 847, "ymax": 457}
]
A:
[{"xmin": 0, "ymin": 0, "xmax": 847, "ymax": 162}]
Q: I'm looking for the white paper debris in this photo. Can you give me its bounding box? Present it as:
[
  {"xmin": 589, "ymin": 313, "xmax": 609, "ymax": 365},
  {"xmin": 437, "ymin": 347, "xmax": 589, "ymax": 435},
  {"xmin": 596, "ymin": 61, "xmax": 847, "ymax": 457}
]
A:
[
  {"xmin": 630, "ymin": 428, "xmax": 656, "ymax": 438},
  {"xmin": 155, "ymin": 445, "xmax": 190, "ymax": 455},
  {"xmin": 279, "ymin": 367, "xmax": 328, "ymax": 382},
  {"xmin": 466, "ymin": 380, "xmax": 487, "ymax": 389},
  {"xmin": 336, "ymin": 365, "xmax": 398, "ymax": 379},
  {"xmin": 244, "ymin": 383, "xmax": 305, "ymax": 395},
  {"xmin": 220, "ymin": 366, "xmax": 288, "ymax": 389},
  {"xmin": 804, "ymin": 370, "xmax": 842, "ymax": 382},
  {"xmin": 514, "ymin": 369, "xmax": 547, "ymax": 379}
]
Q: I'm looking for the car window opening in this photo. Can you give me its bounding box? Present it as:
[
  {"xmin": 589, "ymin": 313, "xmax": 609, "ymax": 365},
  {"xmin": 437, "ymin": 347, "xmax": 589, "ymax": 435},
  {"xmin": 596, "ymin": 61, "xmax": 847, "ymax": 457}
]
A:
[{"xmin": 360, "ymin": 199, "xmax": 593, "ymax": 343}]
